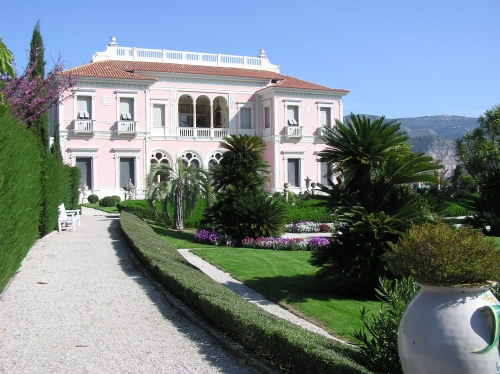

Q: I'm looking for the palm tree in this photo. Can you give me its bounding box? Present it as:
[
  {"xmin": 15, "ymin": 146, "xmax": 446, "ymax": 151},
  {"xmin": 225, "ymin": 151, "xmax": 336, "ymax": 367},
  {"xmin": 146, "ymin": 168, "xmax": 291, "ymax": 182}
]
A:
[
  {"xmin": 147, "ymin": 158, "xmax": 212, "ymax": 230},
  {"xmin": 312, "ymin": 114, "xmax": 442, "ymax": 295},
  {"xmin": 318, "ymin": 114, "xmax": 409, "ymax": 204},
  {"xmin": 212, "ymin": 134, "xmax": 269, "ymax": 194}
]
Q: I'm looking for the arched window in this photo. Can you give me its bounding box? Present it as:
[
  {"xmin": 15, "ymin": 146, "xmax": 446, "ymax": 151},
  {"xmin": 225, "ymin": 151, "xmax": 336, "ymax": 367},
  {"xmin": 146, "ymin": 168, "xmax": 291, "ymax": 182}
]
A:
[
  {"xmin": 181, "ymin": 151, "xmax": 200, "ymax": 168},
  {"xmin": 150, "ymin": 151, "xmax": 171, "ymax": 182},
  {"xmin": 208, "ymin": 151, "xmax": 223, "ymax": 169}
]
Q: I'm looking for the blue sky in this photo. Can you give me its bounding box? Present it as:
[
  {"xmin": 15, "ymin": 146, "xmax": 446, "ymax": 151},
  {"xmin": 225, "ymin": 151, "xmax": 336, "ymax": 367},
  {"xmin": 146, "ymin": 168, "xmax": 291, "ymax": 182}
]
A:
[{"xmin": 3, "ymin": 0, "xmax": 499, "ymax": 119}]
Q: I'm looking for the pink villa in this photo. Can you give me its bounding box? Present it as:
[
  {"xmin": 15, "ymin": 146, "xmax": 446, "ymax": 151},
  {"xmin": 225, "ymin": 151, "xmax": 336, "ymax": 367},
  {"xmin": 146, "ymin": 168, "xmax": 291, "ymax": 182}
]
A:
[{"xmin": 52, "ymin": 37, "xmax": 348, "ymax": 199}]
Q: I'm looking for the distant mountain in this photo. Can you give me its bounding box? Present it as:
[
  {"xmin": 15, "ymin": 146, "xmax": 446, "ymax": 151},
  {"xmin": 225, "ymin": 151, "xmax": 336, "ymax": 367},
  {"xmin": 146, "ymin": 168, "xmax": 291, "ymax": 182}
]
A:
[{"xmin": 345, "ymin": 115, "xmax": 479, "ymax": 167}]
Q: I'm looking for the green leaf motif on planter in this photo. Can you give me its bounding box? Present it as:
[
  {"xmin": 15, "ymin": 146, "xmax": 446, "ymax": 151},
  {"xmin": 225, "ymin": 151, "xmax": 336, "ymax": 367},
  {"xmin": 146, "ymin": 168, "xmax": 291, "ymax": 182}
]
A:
[{"xmin": 472, "ymin": 305, "xmax": 500, "ymax": 354}]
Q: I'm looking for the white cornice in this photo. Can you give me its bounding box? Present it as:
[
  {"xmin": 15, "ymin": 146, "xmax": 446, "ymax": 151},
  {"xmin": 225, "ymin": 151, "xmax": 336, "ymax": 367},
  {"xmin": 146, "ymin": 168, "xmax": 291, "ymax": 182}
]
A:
[{"xmin": 258, "ymin": 86, "xmax": 347, "ymax": 100}]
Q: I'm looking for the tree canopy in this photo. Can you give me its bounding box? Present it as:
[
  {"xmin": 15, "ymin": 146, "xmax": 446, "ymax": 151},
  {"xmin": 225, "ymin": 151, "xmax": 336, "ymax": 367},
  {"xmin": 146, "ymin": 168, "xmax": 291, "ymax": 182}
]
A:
[{"xmin": 456, "ymin": 104, "xmax": 500, "ymax": 234}]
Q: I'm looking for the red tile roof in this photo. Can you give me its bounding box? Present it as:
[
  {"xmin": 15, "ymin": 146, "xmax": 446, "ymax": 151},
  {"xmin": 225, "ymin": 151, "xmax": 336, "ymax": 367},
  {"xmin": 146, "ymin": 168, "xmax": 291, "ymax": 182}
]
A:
[{"xmin": 64, "ymin": 60, "xmax": 349, "ymax": 93}]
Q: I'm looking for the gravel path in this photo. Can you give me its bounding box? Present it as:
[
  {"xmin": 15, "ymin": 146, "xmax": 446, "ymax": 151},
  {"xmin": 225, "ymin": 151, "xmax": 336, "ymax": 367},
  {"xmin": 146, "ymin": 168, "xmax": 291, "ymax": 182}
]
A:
[{"xmin": 0, "ymin": 208, "xmax": 261, "ymax": 374}]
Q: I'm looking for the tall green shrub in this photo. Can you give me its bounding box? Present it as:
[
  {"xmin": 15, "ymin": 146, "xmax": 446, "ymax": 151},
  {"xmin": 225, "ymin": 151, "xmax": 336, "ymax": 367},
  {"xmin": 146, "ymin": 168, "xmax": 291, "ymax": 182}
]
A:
[{"xmin": 0, "ymin": 106, "xmax": 42, "ymax": 291}]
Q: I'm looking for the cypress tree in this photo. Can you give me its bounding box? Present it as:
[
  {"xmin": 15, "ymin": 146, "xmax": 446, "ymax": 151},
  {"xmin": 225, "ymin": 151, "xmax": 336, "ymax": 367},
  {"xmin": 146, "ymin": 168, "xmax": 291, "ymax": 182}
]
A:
[{"xmin": 28, "ymin": 21, "xmax": 50, "ymax": 155}]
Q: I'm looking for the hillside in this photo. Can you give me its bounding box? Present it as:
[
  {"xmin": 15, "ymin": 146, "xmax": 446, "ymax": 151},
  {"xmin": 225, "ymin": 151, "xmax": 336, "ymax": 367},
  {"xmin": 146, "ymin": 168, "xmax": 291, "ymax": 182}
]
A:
[{"xmin": 348, "ymin": 115, "xmax": 479, "ymax": 167}]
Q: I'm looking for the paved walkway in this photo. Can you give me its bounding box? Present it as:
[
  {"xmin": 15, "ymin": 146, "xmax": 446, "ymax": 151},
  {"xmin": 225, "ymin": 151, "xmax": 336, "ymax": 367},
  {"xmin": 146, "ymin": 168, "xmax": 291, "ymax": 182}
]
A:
[{"xmin": 0, "ymin": 208, "xmax": 261, "ymax": 374}]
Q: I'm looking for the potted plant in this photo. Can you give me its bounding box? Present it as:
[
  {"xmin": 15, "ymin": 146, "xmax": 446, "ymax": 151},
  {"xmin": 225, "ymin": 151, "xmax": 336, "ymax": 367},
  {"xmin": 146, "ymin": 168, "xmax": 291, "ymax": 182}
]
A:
[{"xmin": 384, "ymin": 221, "xmax": 500, "ymax": 374}]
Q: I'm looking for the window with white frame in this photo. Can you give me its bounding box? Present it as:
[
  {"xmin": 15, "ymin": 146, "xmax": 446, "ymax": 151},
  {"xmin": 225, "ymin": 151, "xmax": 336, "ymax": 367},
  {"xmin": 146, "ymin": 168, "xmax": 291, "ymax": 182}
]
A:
[
  {"xmin": 77, "ymin": 96, "xmax": 92, "ymax": 119},
  {"xmin": 120, "ymin": 98, "xmax": 134, "ymax": 120},
  {"xmin": 181, "ymin": 151, "xmax": 201, "ymax": 168},
  {"xmin": 264, "ymin": 106, "xmax": 271, "ymax": 128},
  {"xmin": 320, "ymin": 162, "xmax": 332, "ymax": 186},
  {"xmin": 70, "ymin": 147, "xmax": 98, "ymax": 190},
  {"xmin": 287, "ymin": 159, "xmax": 300, "ymax": 187},
  {"xmin": 208, "ymin": 151, "xmax": 224, "ymax": 169},
  {"xmin": 152, "ymin": 104, "xmax": 166, "ymax": 127},
  {"xmin": 120, "ymin": 158, "xmax": 135, "ymax": 187},
  {"xmin": 286, "ymin": 105, "xmax": 299, "ymax": 126},
  {"xmin": 76, "ymin": 157, "xmax": 93, "ymax": 189},
  {"xmin": 319, "ymin": 107, "xmax": 331, "ymax": 127},
  {"xmin": 240, "ymin": 108, "xmax": 252, "ymax": 129}
]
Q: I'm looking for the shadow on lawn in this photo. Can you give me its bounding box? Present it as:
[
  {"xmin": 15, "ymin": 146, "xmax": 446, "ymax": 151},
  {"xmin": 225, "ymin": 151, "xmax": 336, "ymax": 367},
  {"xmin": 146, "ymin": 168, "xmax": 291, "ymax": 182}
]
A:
[
  {"xmin": 244, "ymin": 274, "xmax": 374, "ymax": 303},
  {"xmin": 150, "ymin": 225, "xmax": 195, "ymax": 243}
]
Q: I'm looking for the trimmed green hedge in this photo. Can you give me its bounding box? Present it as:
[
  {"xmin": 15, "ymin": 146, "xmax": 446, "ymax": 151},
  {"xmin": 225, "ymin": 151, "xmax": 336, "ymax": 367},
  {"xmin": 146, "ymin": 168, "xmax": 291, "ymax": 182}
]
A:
[
  {"xmin": 39, "ymin": 157, "xmax": 80, "ymax": 236},
  {"xmin": 119, "ymin": 211, "xmax": 372, "ymax": 373},
  {"xmin": 284, "ymin": 198, "xmax": 330, "ymax": 223},
  {"xmin": 0, "ymin": 106, "xmax": 42, "ymax": 291},
  {"xmin": 0, "ymin": 105, "xmax": 81, "ymax": 291}
]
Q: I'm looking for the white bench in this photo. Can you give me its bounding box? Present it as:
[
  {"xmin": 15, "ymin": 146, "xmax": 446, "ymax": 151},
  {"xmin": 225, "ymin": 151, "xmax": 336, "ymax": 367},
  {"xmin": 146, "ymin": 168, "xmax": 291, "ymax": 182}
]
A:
[{"xmin": 58, "ymin": 204, "xmax": 81, "ymax": 232}]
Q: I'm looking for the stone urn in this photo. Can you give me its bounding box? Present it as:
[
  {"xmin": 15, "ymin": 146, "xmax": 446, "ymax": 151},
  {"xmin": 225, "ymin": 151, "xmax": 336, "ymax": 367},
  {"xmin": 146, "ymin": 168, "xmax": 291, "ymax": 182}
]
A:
[{"xmin": 398, "ymin": 284, "xmax": 500, "ymax": 374}]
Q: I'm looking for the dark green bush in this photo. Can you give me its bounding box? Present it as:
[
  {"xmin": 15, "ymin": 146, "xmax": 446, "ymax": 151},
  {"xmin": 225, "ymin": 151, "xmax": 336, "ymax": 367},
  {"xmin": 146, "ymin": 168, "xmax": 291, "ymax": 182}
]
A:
[
  {"xmin": 88, "ymin": 194, "xmax": 99, "ymax": 204},
  {"xmin": 0, "ymin": 106, "xmax": 42, "ymax": 292},
  {"xmin": 112, "ymin": 195, "xmax": 121, "ymax": 203},
  {"xmin": 119, "ymin": 211, "xmax": 372, "ymax": 373},
  {"xmin": 99, "ymin": 196, "xmax": 116, "ymax": 207}
]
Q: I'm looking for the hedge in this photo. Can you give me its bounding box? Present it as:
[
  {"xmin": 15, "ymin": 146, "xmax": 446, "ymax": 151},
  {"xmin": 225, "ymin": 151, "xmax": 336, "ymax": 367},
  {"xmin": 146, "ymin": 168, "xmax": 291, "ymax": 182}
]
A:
[
  {"xmin": 0, "ymin": 106, "xmax": 42, "ymax": 292},
  {"xmin": 39, "ymin": 157, "xmax": 80, "ymax": 236},
  {"xmin": 119, "ymin": 211, "xmax": 372, "ymax": 373},
  {"xmin": 0, "ymin": 105, "xmax": 81, "ymax": 291}
]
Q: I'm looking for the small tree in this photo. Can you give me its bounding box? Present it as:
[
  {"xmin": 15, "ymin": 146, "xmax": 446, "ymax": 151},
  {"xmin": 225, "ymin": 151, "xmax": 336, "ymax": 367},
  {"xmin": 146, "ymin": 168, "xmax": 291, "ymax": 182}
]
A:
[
  {"xmin": 147, "ymin": 159, "xmax": 212, "ymax": 230},
  {"xmin": 202, "ymin": 134, "xmax": 287, "ymax": 244}
]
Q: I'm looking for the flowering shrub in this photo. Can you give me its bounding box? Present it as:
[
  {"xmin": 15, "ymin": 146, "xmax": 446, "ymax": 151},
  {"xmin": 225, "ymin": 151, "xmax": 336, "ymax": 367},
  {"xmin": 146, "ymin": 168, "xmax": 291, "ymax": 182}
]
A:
[
  {"xmin": 286, "ymin": 221, "xmax": 334, "ymax": 233},
  {"xmin": 194, "ymin": 229, "xmax": 229, "ymax": 246},
  {"xmin": 242, "ymin": 237, "xmax": 307, "ymax": 251},
  {"xmin": 307, "ymin": 237, "xmax": 330, "ymax": 251}
]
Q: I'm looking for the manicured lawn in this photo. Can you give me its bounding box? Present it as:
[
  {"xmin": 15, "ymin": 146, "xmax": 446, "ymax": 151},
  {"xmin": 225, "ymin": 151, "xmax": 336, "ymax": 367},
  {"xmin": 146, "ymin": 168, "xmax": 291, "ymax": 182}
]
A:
[
  {"xmin": 150, "ymin": 224, "xmax": 379, "ymax": 342},
  {"xmin": 83, "ymin": 204, "xmax": 119, "ymax": 214},
  {"xmin": 488, "ymin": 236, "xmax": 500, "ymax": 248}
]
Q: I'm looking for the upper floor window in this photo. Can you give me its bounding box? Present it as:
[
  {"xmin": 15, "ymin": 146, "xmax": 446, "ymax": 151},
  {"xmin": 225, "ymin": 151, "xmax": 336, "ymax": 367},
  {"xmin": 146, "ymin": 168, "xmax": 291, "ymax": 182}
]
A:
[
  {"xmin": 319, "ymin": 107, "xmax": 331, "ymax": 127},
  {"xmin": 240, "ymin": 108, "xmax": 252, "ymax": 129},
  {"xmin": 77, "ymin": 96, "xmax": 92, "ymax": 119},
  {"xmin": 120, "ymin": 98, "xmax": 134, "ymax": 120},
  {"xmin": 152, "ymin": 104, "xmax": 165, "ymax": 127},
  {"xmin": 264, "ymin": 106, "xmax": 271, "ymax": 128},
  {"xmin": 287, "ymin": 105, "xmax": 299, "ymax": 126}
]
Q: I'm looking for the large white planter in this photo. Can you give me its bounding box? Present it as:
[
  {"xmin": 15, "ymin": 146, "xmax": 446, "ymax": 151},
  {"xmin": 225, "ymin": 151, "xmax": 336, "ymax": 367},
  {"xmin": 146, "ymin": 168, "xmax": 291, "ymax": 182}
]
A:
[{"xmin": 398, "ymin": 284, "xmax": 500, "ymax": 374}]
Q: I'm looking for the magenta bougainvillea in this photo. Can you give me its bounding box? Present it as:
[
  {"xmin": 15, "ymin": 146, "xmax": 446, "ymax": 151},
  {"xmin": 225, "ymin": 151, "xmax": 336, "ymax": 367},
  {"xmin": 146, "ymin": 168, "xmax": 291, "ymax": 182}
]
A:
[{"xmin": 1, "ymin": 48, "xmax": 76, "ymax": 125}]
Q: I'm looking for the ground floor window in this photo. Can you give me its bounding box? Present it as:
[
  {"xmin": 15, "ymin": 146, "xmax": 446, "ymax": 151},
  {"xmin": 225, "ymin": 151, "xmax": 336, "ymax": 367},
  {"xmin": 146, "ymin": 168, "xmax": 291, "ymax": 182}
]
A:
[
  {"xmin": 287, "ymin": 159, "xmax": 300, "ymax": 187},
  {"xmin": 76, "ymin": 157, "xmax": 92, "ymax": 189},
  {"xmin": 320, "ymin": 162, "xmax": 332, "ymax": 185},
  {"xmin": 120, "ymin": 157, "xmax": 135, "ymax": 187}
]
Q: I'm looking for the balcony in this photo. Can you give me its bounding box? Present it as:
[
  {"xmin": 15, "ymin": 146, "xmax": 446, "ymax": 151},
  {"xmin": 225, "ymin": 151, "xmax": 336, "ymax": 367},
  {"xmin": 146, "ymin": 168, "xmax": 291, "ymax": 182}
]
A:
[
  {"xmin": 176, "ymin": 127, "xmax": 229, "ymax": 138},
  {"xmin": 73, "ymin": 120, "xmax": 95, "ymax": 135},
  {"xmin": 284, "ymin": 126, "xmax": 303, "ymax": 139},
  {"xmin": 116, "ymin": 121, "xmax": 137, "ymax": 137}
]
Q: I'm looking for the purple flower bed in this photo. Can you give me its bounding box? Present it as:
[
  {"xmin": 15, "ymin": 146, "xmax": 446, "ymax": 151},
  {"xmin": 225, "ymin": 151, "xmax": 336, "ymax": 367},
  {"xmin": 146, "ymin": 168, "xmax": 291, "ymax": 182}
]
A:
[
  {"xmin": 194, "ymin": 229, "xmax": 226, "ymax": 245},
  {"xmin": 241, "ymin": 236, "xmax": 330, "ymax": 251},
  {"xmin": 307, "ymin": 236, "xmax": 330, "ymax": 251}
]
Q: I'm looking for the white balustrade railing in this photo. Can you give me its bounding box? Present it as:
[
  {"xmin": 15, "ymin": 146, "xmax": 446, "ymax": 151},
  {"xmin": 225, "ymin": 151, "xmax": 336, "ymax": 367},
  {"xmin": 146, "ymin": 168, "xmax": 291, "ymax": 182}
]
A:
[
  {"xmin": 74, "ymin": 120, "xmax": 94, "ymax": 132},
  {"xmin": 93, "ymin": 43, "xmax": 280, "ymax": 72},
  {"xmin": 238, "ymin": 129, "xmax": 255, "ymax": 136},
  {"xmin": 176, "ymin": 127, "xmax": 229, "ymax": 138},
  {"xmin": 284, "ymin": 126, "xmax": 303, "ymax": 137},
  {"xmin": 117, "ymin": 121, "xmax": 137, "ymax": 132}
]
